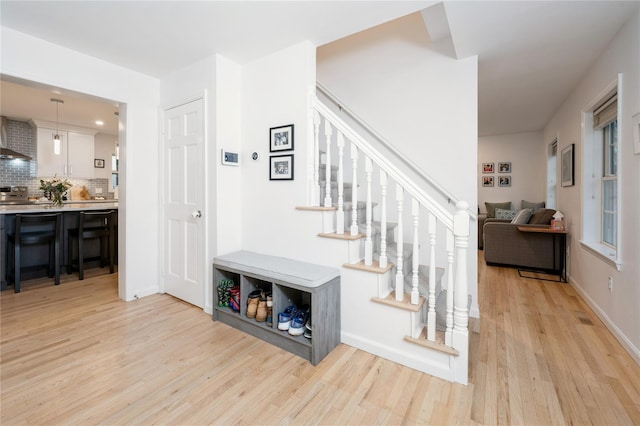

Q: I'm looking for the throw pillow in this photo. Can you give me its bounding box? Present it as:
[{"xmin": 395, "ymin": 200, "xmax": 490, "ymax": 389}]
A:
[
  {"xmin": 521, "ymin": 200, "xmax": 545, "ymax": 210},
  {"xmin": 485, "ymin": 201, "xmax": 512, "ymax": 218},
  {"xmin": 528, "ymin": 208, "xmax": 556, "ymax": 225},
  {"xmin": 495, "ymin": 208, "xmax": 517, "ymax": 220},
  {"xmin": 511, "ymin": 208, "xmax": 533, "ymax": 224}
]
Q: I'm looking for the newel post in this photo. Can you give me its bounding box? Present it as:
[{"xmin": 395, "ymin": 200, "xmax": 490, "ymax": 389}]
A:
[{"xmin": 452, "ymin": 200, "xmax": 470, "ymax": 384}]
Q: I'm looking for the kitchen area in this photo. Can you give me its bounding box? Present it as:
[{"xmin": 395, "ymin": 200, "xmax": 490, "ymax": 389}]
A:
[{"xmin": 1, "ymin": 78, "xmax": 120, "ymax": 291}]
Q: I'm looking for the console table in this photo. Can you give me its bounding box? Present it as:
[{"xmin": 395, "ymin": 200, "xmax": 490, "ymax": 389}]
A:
[
  {"xmin": 212, "ymin": 251, "xmax": 340, "ymax": 365},
  {"xmin": 517, "ymin": 226, "xmax": 567, "ymax": 282}
]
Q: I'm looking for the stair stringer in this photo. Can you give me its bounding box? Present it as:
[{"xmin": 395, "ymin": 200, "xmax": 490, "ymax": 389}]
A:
[{"xmin": 340, "ymin": 266, "xmax": 461, "ymax": 382}]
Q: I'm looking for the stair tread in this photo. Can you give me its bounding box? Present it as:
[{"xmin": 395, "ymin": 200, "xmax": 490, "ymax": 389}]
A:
[
  {"xmin": 318, "ymin": 232, "xmax": 364, "ymax": 241},
  {"xmin": 371, "ymin": 291, "xmax": 425, "ymax": 312},
  {"xmin": 404, "ymin": 327, "xmax": 459, "ymax": 356},
  {"xmin": 343, "ymin": 260, "xmax": 394, "ymax": 274}
]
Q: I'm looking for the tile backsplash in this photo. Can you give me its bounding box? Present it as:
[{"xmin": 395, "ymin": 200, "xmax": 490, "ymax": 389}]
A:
[{"xmin": 1, "ymin": 118, "xmax": 114, "ymax": 199}]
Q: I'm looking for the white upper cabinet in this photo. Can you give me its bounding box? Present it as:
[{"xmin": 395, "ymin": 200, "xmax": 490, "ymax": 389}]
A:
[{"xmin": 35, "ymin": 125, "xmax": 95, "ymax": 178}]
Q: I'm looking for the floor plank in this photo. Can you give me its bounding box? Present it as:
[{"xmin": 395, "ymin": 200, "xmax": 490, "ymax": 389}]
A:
[{"xmin": 1, "ymin": 254, "xmax": 639, "ymax": 425}]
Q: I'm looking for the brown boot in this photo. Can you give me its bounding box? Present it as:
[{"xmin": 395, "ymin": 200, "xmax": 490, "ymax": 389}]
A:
[
  {"xmin": 246, "ymin": 290, "xmax": 261, "ymax": 319},
  {"xmin": 256, "ymin": 293, "xmax": 268, "ymax": 322}
]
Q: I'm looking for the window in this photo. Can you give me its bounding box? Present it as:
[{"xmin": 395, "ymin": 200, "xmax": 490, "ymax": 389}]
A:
[
  {"xmin": 582, "ymin": 84, "xmax": 620, "ymax": 268},
  {"xmin": 547, "ymin": 140, "xmax": 557, "ymax": 209},
  {"xmin": 601, "ymin": 120, "xmax": 617, "ymax": 247}
]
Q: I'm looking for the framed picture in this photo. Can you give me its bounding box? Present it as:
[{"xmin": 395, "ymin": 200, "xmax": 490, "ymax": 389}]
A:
[
  {"xmin": 482, "ymin": 176, "xmax": 494, "ymax": 187},
  {"xmin": 270, "ymin": 124, "xmax": 294, "ymax": 152},
  {"xmin": 633, "ymin": 112, "xmax": 640, "ymax": 155},
  {"xmin": 499, "ymin": 175, "xmax": 511, "ymax": 187},
  {"xmin": 561, "ymin": 144, "xmax": 574, "ymax": 187},
  {"xmin": 270, "ymin": 154, "xmax": 294, "ymax": 180},
  {"xmin": 482, "ymin": 163, "xmax": 494, "ymax": 174},
  {"xmin": 94, "ymin": 159, "xmax": 105, "ymax": 168},
  {"xmin": 498, "ymin": 162, "xmax": 511, "ymax": 173}
]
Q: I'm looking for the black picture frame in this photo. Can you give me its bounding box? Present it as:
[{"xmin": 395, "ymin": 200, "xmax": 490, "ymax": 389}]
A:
[
  {"xmin": 269, "ymin": 124, "xmax": 294, "ymax": 152},
  {"xmin": 561, "ymin": 144, "xmax": 574, "ymax": 187},
  {"xmin": 94, "ymin": 158, "xmax": 105, "ymax": 168},
  {"xmin": 269, "ymin": 154, "xmax": 294, "ymax": 180}
]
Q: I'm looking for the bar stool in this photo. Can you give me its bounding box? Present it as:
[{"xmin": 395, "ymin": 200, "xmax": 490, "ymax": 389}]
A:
[
  {"xmin": 7, "ymin": 213, "xmax": 62, "ymax": 293},
  {"xmin": 67, "ymin": 210, "xmax": 115, "ymax": 280}
]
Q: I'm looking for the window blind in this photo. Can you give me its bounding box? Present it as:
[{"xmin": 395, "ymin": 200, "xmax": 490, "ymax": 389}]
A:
[{"xmin": 593, "ymin": 93, "xmax": 617, "ymax": 129}]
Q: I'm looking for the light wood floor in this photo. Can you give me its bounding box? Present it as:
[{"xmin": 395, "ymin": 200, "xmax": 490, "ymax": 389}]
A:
[{"xmin": 1, "ymin": 255, "xmax": 639, "ymax": 425}]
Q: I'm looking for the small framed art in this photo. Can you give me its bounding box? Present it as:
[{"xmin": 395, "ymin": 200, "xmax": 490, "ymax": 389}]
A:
[
  {"xmin": 561, "ymin": 144, "xmax": 574, "ymax": 187},
  {"xmin": 498, "ymin": 162, "xmax": 511, "ymax": 173},
  {"xmin": 270, "ymin": 124, "xmax": 294, "ymax": 152},
  {"xmin": 482, "ymin": 163, "xmax": 494, "ymax": 173},
  {"xmin": 498, "ymin": 176, "xmax": 511, "ymax": 187},
  {"xmin": 270, "ymin": 154, "xmax": 294, "ymax": 180},
  {"xmin": 482, "ymin": 176, "xmax": 494, "ymax": 187},
  {"xmin": 94, "ymin": 159, "xmax": 105, "ymax": 168}
]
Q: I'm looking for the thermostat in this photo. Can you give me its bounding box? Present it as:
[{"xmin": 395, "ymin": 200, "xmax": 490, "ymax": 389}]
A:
[{"xmin": 221, "ymin": 149, "xmax": 239, "ymax": 166}]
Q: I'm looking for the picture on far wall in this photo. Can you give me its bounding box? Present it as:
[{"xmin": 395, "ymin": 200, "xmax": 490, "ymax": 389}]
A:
[
  {"xmin": 269, "ymin": 154, "xmax": 294, "ymax": 180},
  {"xmin": 498, "ymin": 162, "xmax": 511, "ymax": 173},
  {"xmin": 499, "ymin": 176, "xmax": 511, "ymax": 187},
  {"xmin": 561, "ymin": 143, "xmax": 575, "ymax": 187},
  {"xmin": 482, "ymin": 163, "xmax": 494, "ymax": 173},
  {"xmin": 482, "ymin": 176, "xmax": 494, "ymax": 187},
  {"xmin": 269, "ymin": 124, "xmax": 294, "ymax": 152}
]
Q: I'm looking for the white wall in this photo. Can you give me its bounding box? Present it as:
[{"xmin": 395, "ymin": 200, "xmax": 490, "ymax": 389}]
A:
[
  {"xmin": 94, "ymin": 132, "xmax": 117, "ymax": 182},
  {"xmin": 317, "ymin": 12, "xmax": 479, "ymax": 315},
  {"xmin": 478, "ymin": 131, "xmax": 546, "ymax": 213},
  {"xmin": 241, "ymin": 42, "xmax": 329, "ymax": 263},
  {"xmin": 542, "ymin": 10, "xmax": 640, "ymax": 360},
  {"xmin": 1, "ymin": 27, "xmax": 160, "ymax": 301}
]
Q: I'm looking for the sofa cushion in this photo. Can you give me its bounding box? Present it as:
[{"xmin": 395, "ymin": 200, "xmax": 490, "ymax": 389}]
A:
[
  {"xmin": 529, "ymin": 208, "xmax": 556, "ymax": 225},
  {"xmin": 511, "ymin": 208, "xmax": 533, "ymax": 224},
  {"xmin": 485, "ymin": 201, "xmax": 512, "ymax": 218},
  {"xmin": 521, "ymin": 200, "xmax": 545, "ymax": 210},
  {"xmin": 495, "ymin": 208, "xmax": 517, "ymax": 220}
]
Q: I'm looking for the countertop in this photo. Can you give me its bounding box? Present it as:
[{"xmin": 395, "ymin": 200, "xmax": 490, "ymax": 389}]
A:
[{"xmin": 0, "ymin": 200, "xmax": 118, "ymax": 214}]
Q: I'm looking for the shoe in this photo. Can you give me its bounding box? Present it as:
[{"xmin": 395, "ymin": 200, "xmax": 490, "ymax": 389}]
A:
[
  {"xmin": 229, "ymin": 286, "xmax": 240, "ymax": 312},
  {"xmin": 278, "ymin": 305, "xmax": 297, "ymax": 331},
  {"xmin": 266, "ymin": 293, "xmax": 273, "ymax": 326},
  {"xmin": 289, "ymin": 305, "xmax": 309, "ymax": 336},
  {"xmin": 304, "ymin": 315, "xmax": 312, "ymax": 339},
  {"xmin": 246, "ymin": 290, "xmax": 262, "ymax": 319},
  {"xmin": 255, "ymin": 293, "xmax": 268, "ymax": 322}
]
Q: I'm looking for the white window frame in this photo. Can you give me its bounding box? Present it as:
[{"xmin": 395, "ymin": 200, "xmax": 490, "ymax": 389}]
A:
[{"xmin": 580, "ymin": 76, "xmax": 622, "ymax": 270}]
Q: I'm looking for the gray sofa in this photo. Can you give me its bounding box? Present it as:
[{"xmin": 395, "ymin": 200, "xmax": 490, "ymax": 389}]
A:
[{"xmin": 483, "ymin": 208, "xmax": 560, "ymax": 271}]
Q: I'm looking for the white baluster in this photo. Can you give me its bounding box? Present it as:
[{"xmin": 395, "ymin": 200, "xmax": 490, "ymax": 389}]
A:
[
  {"xmin": 445, "ymin": 229, "xmax": 454, "ymax": 346},
  {"xmin": 364, "ymin": 157, "xmax": 373, "ymax": 265},
  {"xmin": 312, "ymin": 110, "xmax": 321, "ymax": 206},
  {"xmin": 350, "ymin": 143, "xmax": 359, "ymax": 236},
  {"xmin": 411, "ymin": 199, "xmax": 420, "ymax": 305},
  {"xmin": 379, "ymin": 170, "xmax": 388, "ymax": 269},
  {"xmin": 336, "ymin": 132, "xmax": 345, "ymax": 234},
  {"xmin": 395, "ymin": 184, "xmax": 404, "ymax": 302},
  {"xmin": 453, "ymin": 201, "xmax": 469, "ymax": 339},
  {"xmin": 324, "ymin": 121, "xmax": 333, "ymax": 208},
  {"xmin": 427, "ymin": 212, "xmax": 437, "ymax": 341}
]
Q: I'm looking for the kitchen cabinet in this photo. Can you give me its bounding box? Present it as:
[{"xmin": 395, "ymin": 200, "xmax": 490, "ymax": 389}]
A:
[{"xmin": 36, "ymin": 127, "xmax": 95, "ymax": 178}]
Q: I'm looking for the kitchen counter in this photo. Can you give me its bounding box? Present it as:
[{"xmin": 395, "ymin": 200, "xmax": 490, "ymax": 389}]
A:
[{"xmin": 0, "ymin": 201, "xmax": 118, "ymax": 214}]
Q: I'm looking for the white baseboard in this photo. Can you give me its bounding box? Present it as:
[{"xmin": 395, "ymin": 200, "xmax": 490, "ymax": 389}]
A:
[
  {"xmin": 569, "ymin": 277, "xmax": 640, "ymax": 366},
  {"xmin": 341, "ymin": 331, "xmax": 461, "ymax": 383},
  {"xmin": 125, "ymin": 286, "xmax": 158, "ymax": 301}
]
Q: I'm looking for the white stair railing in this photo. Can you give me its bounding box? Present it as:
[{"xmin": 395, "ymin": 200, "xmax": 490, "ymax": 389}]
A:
[
  {"xmin": 309, "ymin": 93, "xmax": 471, "ymax": 371},
  {"xmin": 336, "ymin": 132, "xmax": 345, "ymax": 234}
]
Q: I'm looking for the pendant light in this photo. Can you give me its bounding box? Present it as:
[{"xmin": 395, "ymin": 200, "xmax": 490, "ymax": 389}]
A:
[{"xmin": 51, "ymin": 98, "xmax": 64, "ymax": 155}]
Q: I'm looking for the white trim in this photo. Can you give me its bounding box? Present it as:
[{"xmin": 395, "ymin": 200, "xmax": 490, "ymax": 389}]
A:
[
  {"xmin": 579, "ymin": 240, "xmax": 621, "ymax": 271},
  {"xmin": 568, "ymin": 276, "xmax": 640, "ymax": 366}
]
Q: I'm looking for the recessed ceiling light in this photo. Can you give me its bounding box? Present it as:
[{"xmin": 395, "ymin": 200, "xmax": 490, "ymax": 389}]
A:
[{"xmin": 95, "ymin": 120, "xmax": 104, "ymax": 126}]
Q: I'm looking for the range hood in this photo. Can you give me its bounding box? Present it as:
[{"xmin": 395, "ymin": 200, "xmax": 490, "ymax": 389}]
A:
[{"xmin": 0, "ymin": 116, "xmax": 32, "ymax": 160}]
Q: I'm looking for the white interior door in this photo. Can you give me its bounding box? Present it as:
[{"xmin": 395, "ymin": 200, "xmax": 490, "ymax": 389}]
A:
[{"xmin": 163, "ymin": 99, "xmax": 204, "ymax": 307}]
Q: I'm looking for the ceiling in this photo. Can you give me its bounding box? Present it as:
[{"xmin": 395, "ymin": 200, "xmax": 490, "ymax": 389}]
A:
[{"xmin": 0, "ymin": 1, "xmax": 637, "ymax": 137}]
